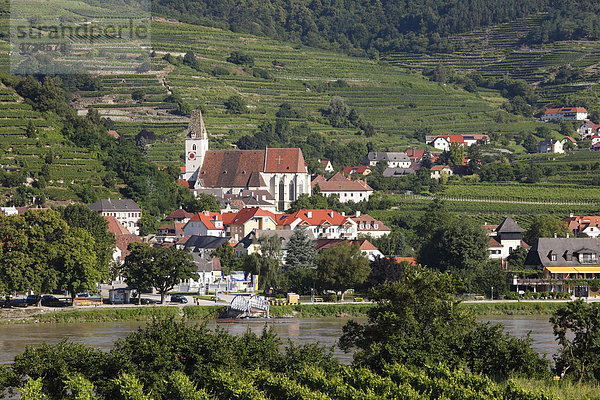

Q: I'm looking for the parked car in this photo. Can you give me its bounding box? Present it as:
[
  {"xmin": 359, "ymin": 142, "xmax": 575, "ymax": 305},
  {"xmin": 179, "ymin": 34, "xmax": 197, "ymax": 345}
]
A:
[
  {"xmin": 26, "ymin": 294, "xmax": 40, "ymax": 306},
  {"xmin": 170, "ymin": 294, "xmax": 188, "ymax": 303},
  {"xmin": 41, "ymin": 295, "xmax": 61, "ymax": 307},
  {"xmin": 140, "ymin": 298, "xmax": 159, "ymax": 305}
]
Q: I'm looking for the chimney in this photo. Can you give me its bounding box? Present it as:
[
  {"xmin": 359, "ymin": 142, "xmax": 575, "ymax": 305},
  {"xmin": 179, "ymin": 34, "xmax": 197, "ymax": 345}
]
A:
[
  {"xmin": 329, "ymin": 211, "xmax": 334, "ymax": 218},
  {"xmin": 341, "ymin": 212, "xmax": 345, "ymax": 216},
  {"xmin": 355, "ymin": 211, "xmax": 361, "ymax": 217},
  {"xmin": 554, "ymin": 233, "xmax": 557, "ymax": 238},
  {"xmin": 204, "ymin": 211, "xmax": 209, "ymax": 216},
  {"xmin": 307, "ymin": 211, "xmax": 312, "ymax": 219},
  {"xmin": 570, "ymin": 213, "xmax": 574, "ymax": 217}
]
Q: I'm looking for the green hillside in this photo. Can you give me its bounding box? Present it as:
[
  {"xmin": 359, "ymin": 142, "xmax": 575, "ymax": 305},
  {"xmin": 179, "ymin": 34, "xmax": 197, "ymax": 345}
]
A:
[{"xmin": 63, "ymin": 20, "xmax": 547, "ymax": 168}]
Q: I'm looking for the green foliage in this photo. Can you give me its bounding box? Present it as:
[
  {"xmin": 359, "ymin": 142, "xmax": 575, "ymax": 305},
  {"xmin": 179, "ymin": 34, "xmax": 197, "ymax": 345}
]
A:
[
  {"xmin": 316, "ymin": 242, "xmax": 371, "ymax": 299},
  {"xmin": 551, "ymin": 300, "xmax": 600, "ymax": 384},
  {"xmin": 20, "ymin": 378, "xmax": 49, "ymax": 400},
  {"xmin": 418, "ymin": 209, "xmax": 489, "ymax": 272},
  {"xmin": 284, "ymin": 229, "xmax": 315, "ymax": 270},
  {"xmin": 524, "ymin": 215, "xmax": 570, "ymax": 244},
  {"xmin": 224, "ymin": 95, "xmax": 247, "ymax": 114},
  {"xmin": 122, "ymin": 243, "xmax": 198, "ymax": 303},
  {"xmin": 227, "ymin": 51, "xmax": 254, "ymax": 67},
  {"xmin": 213, "ymin": 241, "xmax": 239, "ymax": 275},
  {"xmin": 340, "ymin": 265, "xmax": 550, "ymax": 379}
]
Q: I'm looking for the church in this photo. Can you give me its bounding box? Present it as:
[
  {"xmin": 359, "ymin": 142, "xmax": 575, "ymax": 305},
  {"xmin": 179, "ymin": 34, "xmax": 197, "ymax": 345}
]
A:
[{"xmin": 182, "ymin": 110, "xmax": 311, "ymax": 211}]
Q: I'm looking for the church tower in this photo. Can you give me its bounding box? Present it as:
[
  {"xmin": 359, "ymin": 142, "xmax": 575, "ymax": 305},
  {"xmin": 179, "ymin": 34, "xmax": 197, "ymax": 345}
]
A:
[{"xmin": 184, "ymin": 109, "xmax": 209, "ymax": 182}]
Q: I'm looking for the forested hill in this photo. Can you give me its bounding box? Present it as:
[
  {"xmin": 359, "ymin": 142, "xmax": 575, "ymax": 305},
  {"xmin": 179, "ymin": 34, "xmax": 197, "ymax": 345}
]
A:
[{"xmin": 152, "ymin": 0, "xmax": 599, "ymax": 55}]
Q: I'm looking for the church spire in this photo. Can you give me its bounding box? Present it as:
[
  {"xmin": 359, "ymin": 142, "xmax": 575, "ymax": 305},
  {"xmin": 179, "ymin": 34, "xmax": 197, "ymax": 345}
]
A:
[{"xmin": 187, "ymin": 109, "xmax": 208, "ymax": 139}]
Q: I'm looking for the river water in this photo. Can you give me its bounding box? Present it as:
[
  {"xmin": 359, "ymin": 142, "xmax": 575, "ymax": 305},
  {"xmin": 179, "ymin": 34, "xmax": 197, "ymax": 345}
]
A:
[{"xmin": 0, "ymin": 315, "xmax": 558, "ymax": 365}]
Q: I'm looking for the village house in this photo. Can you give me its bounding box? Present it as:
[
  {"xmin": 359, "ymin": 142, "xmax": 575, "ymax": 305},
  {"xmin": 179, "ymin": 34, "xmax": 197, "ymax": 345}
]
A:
[
  {"xmin": 89, "ymin": 198, "xmax": 141, "ymax": 235},
  {"xmin": 537, "ymin": 139, "xmax": 564, "ymax": 154},
  {"xmin": 563, "ymin": 215, "xmax": 600, "ymax": 238},
  {"xmin": 182, "ymin": 110, "xmax": 310, "ymax": 211},
  {"xmin": 525, "ymin": 237, "xmax": 600, "ymax": 298},
  {"xmin": 349, "ymin": 211, "xmax": 391, "ymax": 238},
  {"xmin": 314, "ymin": 238, "xmax": 383, "ymax": 261},
  {"xmin": 383, "ymin": 167, "xmax": 416, "ymax": 177},
  {"xmin": 405, "ymin": 148, "xmax": 426, "ymax": 163},
  {"xmin": 311, "ymin": 172, "xmax": 373, "ymax": 203},
  {"xmin": 234, "ymin": 229, "xmax": 315, "ymax": 261},
  {"xmin": 182, "ymin": 211, "xmax": 226, "ymax": 237},
  {"xmin": 223, "ymin": 207, "xmax": 278, "ymax": 242},
  {"xmin": 174, "ymin": 235, "xmax": 229, "ymax": 293},
  {"xmin": 484, "ymin": 216, "xmax": 529, "ymax": 260},
  {"xmin": 578, "ymin": 120, "xmax": 600, "ymax": 138},
  {"xmin": 319, "ymin": 159, "xmax": 334, "ymax": 173},
  {"xmin": 541, "ymin": 107, "xmax": 588, "ymax": 122},
  {"xmin": 165, "ymin": 209, "xmax": 194, "ymax": 224},
  {"xmin": 430, "ymin": 165, "xmax": 453, "ymax": 180},
  {"xmin": 427, "ymin": 134, "xmax": 490, "ymax": 151},
  {"xmin": 343, "ymin": 165, "xmax": 372, "ymax": 176},
  {"xmin": 276, "ymin": 209, "xmax": 358, "ymax": 240},
  {"xmin": 156, "ymin": 223, "xmax": 185, "ymax": 244},
  {"xmin": 364, "ymin": 152, "xmax": 411, "ymax": 168}
]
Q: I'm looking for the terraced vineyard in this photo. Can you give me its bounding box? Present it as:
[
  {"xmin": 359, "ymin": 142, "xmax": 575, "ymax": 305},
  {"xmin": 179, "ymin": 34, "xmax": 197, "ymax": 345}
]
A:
[
  {"xmin": 0, "ymin": 84, "xmax": 115, "ymax": 201},
  {"xmin": 104, "ymin": 20, "xmax": 548, "ymax": 165},
  {"xmin": 385, "ymin": 13, "xmax": 600, "ymax": 104}
]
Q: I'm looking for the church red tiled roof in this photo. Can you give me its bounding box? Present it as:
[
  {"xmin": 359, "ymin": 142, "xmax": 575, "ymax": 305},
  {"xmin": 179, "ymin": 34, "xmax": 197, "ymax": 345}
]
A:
[{"xmin": 264, "ymin": 148, "xmax": 307, "ymax": 173}]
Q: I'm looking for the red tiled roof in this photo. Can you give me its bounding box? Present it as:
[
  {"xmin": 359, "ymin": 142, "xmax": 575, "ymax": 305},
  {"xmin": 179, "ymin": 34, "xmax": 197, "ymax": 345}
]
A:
[
  {"xmin": 103, "ymin": 216, "xmax": 141, "ymax": 257},
  {"xmin": 264, "ymin": 148, "xmax": 307, "ymax": 173},
  {"xmin": 392, "ymin": 257, "xmax": 418, "ymax": 265},
  {"xmin": 314, "ymin": 238, "xmax": 378, "ymax": 252},
  {"xmin": 564, "ymin": 136, "xmax": 577, "ymax": 143},
  {"xmin": 489, "ymin": 238, "xmax": 502, "ymax": 248},
  {"xmin": 431, "ymin": 165, "xmax": 451, "ymax": 171},
  {"xmin": 406, "ymin": 148, "xmax": 426, "ymax": 160},
  {"xmin": 343, "ymin": 166, "xmax": 371, "ymax": 174},
  {"xmin": 483, "ymin": 224, "xmax": 499, "ymax": 234},
  {"xmin": 189, "ymin": 212, "xmax": 223, "ymax": 230},
  {"xmin": 158, "ymin": 223, "xmax": 185, "ymax": 235},
  {"xmin": 313, "ymin": 173, "xmax": 373, "ymax": 192},
  {"xmin": 107, "ymin": 129, "xmax": 119, "ymax": 139},
  {"xmin": 545, "ymin": 107, "xmax": 587, "ymax": 114},
  {"xmin": 166, "ymin": 209, "xmax": 194, "ymax": 220},
  {"xmin": 350, "ymin": 214, "xmax": 390, "ymax": 231},
  {"xmin": 178, "ymin": 179, "xmax": 190, "ymax": 188},
  {"xmin": 197, "ymin": 150, "xmax": 266, "ymax": 188},
  {"xmin": 227, "ymin": 208, "xmax": 276, "ymax": 225},
  {"xmin": 436, "ymin": 135, "xmax": 464, "ymax": 143},
  {"xmin": 320, "ymin": 160, "xmax": 331, "ymax": 167},
  {"xmin": 279, "ymin": 209, "xmax": 353, "ymax": 227}
]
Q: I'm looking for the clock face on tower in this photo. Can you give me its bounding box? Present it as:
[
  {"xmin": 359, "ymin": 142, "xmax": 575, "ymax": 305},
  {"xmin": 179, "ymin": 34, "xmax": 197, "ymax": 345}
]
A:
[{"xmin": 188, "ymin": 152, "xmax": 196, "ymax": 160}]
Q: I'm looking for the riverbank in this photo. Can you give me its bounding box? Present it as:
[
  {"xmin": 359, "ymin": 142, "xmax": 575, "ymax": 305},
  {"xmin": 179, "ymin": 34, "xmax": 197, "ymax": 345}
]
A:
[{"xmin": 0, "ymin": 300, "xmax": 575, "ymax": 324}]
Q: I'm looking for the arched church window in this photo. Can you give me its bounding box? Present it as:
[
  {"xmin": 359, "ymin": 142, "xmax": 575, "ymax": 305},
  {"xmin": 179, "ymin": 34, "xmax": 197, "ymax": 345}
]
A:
[
  {"xmin": 289, "ymin": 181, "xmax": 295, "ymax": 201},
  {"xmin": 279, "ymin": 180, "xmax": 285, "ymax": 201},
  {"xmin": 192, "ymin": 144, "xmax": 197, "ymax": 151}
]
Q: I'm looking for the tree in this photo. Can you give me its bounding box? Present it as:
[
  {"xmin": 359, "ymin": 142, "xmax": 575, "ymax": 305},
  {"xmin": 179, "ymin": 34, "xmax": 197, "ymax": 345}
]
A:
[
  {"xmin": 224, "ymin": 95, "xmax": 247, "ymax": 114},
  {"xmin": 316, "ymin": 242, "xmax": 370, "ymax": 300},
  {"xmin": 506, "ymin": 246, "xmax": 528, "ymax": 269},
  {"xmin": 183, "ymin": 51, "xmax": 200, "ymax": 70},
  {"xmin": 60, "ymin": 204, "xmax": 115, "ymax": 281},
  {"xmin": 523, "ymin": 134, "xmax": 538, "ymax": 153},
  {"xmin": 25, "ymin": 120, "xmax": 37, "ymax": 138},
  {"xmin": 551, "ymin": 300, "xmax": 600, "ymax": 383},
  {"xmin": 56, "ymin": 227, "xmax": 100, "ymax": 303},
  {"xmin": 213, "ymin": 241, "xmax": 239, "ymax": 275},
  {"xmin": 122, "ymin": 243, "xmax": 198, "ymax": 303},
  {"xmin": 138, "ymin": 211, "xmax": 159, "ymax": 236},
  {"xmin": 327, "ymin": 96, "xmax": 349, "ymax": 128},
  {"xmin": 131, "ymin": 89, "xmax": 145, "ymax": 102},
  {"xmin": 339, "ymin": 265, "xmax": 549, "ymax": 378},
  {"xmin": 182, "ymin": 193, "xmax": 220, "ymax": 213},
  {"xmin": 284, "ymin": 229, "xmax": 315, "ymax": 270},
  {"xmin": 524, "ymin": 215, "xmax": 570, "ymax": 244},
  {"xmin": 418, "ymin": 217, "xmax": 489, "ymax": 272}
]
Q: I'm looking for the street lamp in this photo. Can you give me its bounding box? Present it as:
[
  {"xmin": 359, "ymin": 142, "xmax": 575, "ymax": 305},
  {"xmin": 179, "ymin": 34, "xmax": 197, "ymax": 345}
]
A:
[{"xmin": 491, "ymin": 286, "xmax": 494, "ymax": 300}]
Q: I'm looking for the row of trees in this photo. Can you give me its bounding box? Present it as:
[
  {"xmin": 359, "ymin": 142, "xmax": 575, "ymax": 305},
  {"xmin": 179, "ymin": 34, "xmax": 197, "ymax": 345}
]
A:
[
  {"xmin": 0, "ymin": 206, "xmax": 114, "ymax": 303},
  {"xmin": 5, "ymin": 264, "xmax": 599, "ymax": 397}
]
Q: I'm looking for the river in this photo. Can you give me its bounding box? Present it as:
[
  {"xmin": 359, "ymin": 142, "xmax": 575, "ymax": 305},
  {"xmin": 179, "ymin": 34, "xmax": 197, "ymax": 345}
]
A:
[{"xmin": 0, "ymin": 315, "xmax": 558, "ymax": 365}]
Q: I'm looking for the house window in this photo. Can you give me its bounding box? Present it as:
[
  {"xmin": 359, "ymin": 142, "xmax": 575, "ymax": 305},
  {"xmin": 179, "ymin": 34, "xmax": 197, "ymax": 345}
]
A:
[
  {"xmin": 551, "ymin": 254, "xmax": 557, "ymax": 261},
  {"xmin": 580, "ymin": 252, "xmax": 597, "ymax": 264},
  {"xmin": 374, "ymin": 224, "xmax": 378, "ymax": 229}
]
